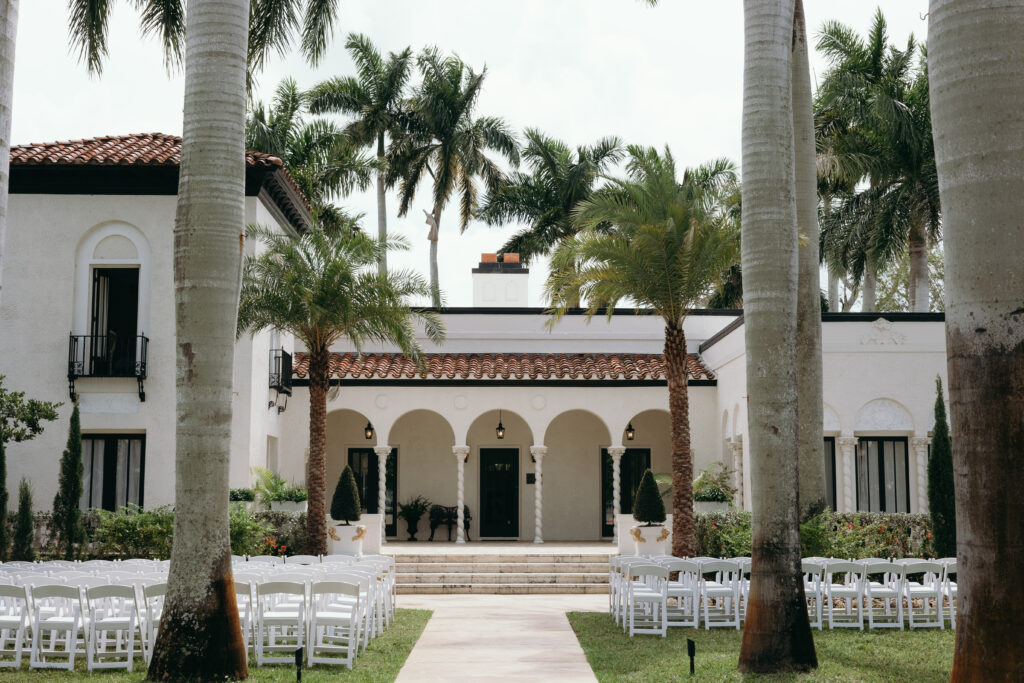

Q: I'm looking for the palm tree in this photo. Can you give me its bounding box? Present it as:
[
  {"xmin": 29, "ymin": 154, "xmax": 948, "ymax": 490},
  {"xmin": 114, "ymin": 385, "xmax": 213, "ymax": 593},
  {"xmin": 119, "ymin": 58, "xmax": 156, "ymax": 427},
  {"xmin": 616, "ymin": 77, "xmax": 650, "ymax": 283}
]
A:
[
  {"xmin": 0, "ymin": 1, "xmax": 17, "ymax": 307},
  {"xmin": 308, "ymin": 34, "xmax": 414, "ymax": 275},
  {"xmin": 546, "ymin": 146, "xmax": 738, "ymax": 559},
  {"xmin": 247, "ymin": 78, "xmax": 377, "ymax": 233},
  {"xmin": 929, "ymin": 2, "xmax": 1024, "ymax": 678},
  {"xmin": 737, "ymin": 0, "xmax": 817, "ymax": 673},
  {"xmin": 477, "ymin": 129, "xmax": 623, "ymax": 264},
  {"xmin": 67, "ymin": 0, "xmax": 343, "ymax": 677},
  {"xmin": 238, "ymin": 226, "xmax": 444, "ymax": 555},
  {"xmin": 388, "ymin": 48, "xmax": 520, "ymax": 306}
]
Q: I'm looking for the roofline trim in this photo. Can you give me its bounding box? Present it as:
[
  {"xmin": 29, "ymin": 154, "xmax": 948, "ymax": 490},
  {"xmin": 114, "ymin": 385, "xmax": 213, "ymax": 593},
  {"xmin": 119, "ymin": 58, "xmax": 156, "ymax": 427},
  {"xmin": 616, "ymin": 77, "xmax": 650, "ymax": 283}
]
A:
[{"xmin": 290, "ymin": 378, "xmax": 717, "ymax": 388}]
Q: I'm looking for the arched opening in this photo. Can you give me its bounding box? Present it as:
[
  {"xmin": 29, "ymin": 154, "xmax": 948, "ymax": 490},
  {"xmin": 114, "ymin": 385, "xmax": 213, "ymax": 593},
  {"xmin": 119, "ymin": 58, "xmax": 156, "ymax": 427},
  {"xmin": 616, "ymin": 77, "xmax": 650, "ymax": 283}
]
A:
[
  {"xmin": 542, "ymin": 410, "xmax": 612, "ymax": 541},
  {"xmin": 388, "ymin": 410, "xmax": 456, "ymax": 540},
  {"xmin": 466, "ymin": 410, "xmax": 533, "ymax": 540},
  {"xmin": 324, "ymin": 408, "xmax": 389, "ymax": 531}
]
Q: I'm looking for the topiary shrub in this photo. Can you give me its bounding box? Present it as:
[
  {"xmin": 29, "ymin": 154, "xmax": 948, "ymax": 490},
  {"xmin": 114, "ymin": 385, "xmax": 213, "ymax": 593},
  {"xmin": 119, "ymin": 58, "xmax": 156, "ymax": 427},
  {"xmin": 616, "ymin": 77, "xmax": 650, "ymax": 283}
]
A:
[
  {"xmin": 330, "ymin": 466, "xmax": 361, "ymax": 525},
  {"xmin": 632, "ymin": 469, "xmax": 666, "ymax": 526},
  {"xmin": 928, "ymin": 376, "xmax": 956, "ymax": 558},
  {"xmin": 51, "ymin": 403, "xmax": 85, "ymax": 559},
  {"xmin": 12, "ymin": 478, "xmax": 35, "ymax": 562}
]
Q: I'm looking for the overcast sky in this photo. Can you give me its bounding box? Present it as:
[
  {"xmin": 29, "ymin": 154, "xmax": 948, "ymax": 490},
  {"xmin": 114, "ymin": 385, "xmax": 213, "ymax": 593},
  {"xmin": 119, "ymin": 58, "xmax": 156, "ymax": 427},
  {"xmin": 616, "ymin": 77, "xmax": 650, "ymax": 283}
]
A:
[{"xmin": 13, "ymin": 1, "xmax": 929, "ymax": 306}]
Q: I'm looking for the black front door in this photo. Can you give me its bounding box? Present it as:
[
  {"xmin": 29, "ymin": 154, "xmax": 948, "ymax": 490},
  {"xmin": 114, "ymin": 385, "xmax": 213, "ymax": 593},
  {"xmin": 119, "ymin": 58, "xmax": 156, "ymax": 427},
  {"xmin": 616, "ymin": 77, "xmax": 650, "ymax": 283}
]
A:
[
  {"xmin": 480, "ymin": 448, "xmax": 519, "ymax": 538},
  {"xmin": 601, "ymin": 448, "xmax": 652, "ymax": 537},
  {"xmin": 347, "ymin": 448, "xmax": 398, "ymax": 537}
]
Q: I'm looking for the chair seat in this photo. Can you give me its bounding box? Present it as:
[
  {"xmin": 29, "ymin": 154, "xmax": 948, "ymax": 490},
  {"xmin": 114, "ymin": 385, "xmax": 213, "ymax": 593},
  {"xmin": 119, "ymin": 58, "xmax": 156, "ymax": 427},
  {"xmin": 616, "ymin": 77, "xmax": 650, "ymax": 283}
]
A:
[
  {"xmin": 312, "ymin": 611, "xmax": 356, "ymax": 624},
  {"xmin": 92, "ymin": 617, "xmax": 132, "ymax": 629},
  {"xmin": 0, "ymin": 616, "xmax": 22, "ymax": 629}
]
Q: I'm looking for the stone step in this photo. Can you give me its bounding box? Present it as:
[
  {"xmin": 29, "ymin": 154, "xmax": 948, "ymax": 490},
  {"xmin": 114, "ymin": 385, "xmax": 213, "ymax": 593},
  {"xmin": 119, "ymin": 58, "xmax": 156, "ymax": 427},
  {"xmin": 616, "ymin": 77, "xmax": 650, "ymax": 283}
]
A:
[
  {"xmin": 396, "ymin": 572, "xmax": 608, "ymax": 585},
  {"xmin": 390, "ymin": 554, "xmax": 614, "ymax": 565},
  {"xmin": 396, "ymin": 583, "xmax": 609, "ymax": 595},
  {"xmin": 395, "ymin": 562, "xmax": 608, "ymax": 574}
]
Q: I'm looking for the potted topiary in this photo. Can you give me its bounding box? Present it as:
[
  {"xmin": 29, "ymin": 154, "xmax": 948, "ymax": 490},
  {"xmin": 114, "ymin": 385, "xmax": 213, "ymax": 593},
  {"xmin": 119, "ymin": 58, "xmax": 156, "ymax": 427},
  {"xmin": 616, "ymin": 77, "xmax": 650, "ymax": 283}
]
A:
[
  {"xmin": 398, "ymin": 496, "xmax": 431, "ymax": 541},
  {"xmin": 693, "ymin": 462, "xmax": 736, "ymax": 513},
  {"xmin": 327, "ymin": 466, "xmax": 366, "ymax": 555},
  {"xmin": 630, "ymin": 469, "xmax": 669, "ymax": 556}
]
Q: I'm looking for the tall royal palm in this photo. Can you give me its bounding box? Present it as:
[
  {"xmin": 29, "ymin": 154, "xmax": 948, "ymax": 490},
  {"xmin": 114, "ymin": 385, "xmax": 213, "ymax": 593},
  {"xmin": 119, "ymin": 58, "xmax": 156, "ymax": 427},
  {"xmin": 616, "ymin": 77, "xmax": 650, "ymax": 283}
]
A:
[
  {"xmin": 546, "ymin": 146, "xmax": 738, "ymax": 558},
  {"xmin": 238, "ymin": 227, "xmax": 444, "ymax": 555},
  {"xmin": 308, "ymin": 34, "xmax": 413, "ymax": 275},
  {"xmin": 478, "ymin": 129, "xmax": 623, "ymax": 264},
  {"xmin": 247, "ymin": 78, "xmax": 377, "ymax": 233},
  {"xmin": 0, "ymin": 1, "xmax": 16, "ymax": 306},
  {"xmin": 68, "ymin": 0, "xmax": 342, "ymax": 677},
  {"xmin": 389, "ymin": 48, "xmax": 520, "ymax": 306}
]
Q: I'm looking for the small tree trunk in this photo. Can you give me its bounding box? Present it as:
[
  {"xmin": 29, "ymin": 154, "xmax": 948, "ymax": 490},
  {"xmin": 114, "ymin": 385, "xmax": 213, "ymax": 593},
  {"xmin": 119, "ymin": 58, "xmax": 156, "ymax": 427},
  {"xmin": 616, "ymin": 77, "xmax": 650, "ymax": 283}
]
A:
[
  {"xmin": 0, "ymin": 0, "xmax": 17, "ymax": 304},
  {"xmin": 147, "ymin": 1, "xmax": 249, "ymax": 679},
  {"xmin": 306, "ymin": 343, "xmax": 330, "ymax": 556},
  {"xmin": 861, "ymin": 254, "xmax": 878, "ymax": 312},
  {"xmin": 429, "ymin": 204, "xmax": 441, "ymax": 307},
  {"xmin": 929, "ymin": 1, "xmax": 1024, "ymax": 678},
  {"xmin": 907, "ymin": 220, "xmax": 929, "ymax": 312},
  {"xmin": 793, "ymin": 0, "xmax": 826, "ymax": 520},
  {"xmin": 664, "ymin": 322, "xmax": 694, "ymax": 558},
  {"xmin": 376, "ymin": 133, "xmax": 388, "ymax": 276},
  {"xmin": 738, "ymin": 0, "xmax": 816, "ymax": 672}
]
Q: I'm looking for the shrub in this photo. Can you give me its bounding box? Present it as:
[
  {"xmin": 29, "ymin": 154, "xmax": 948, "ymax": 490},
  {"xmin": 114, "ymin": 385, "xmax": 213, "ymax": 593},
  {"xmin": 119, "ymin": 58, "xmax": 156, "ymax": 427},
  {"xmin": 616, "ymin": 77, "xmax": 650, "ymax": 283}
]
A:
[
  {"xmin": 331, "ymin": 466, "xmax": 361, "ymax": 524},
  {"xmin": 928, "ymin": 376, "xmax": 956, "ymax": 558},
  {"xmin": 633, "ymin": 469, "xmax": 666, "ymax": 525},
  {"xmin": 12, "ymin": 479, "xmax": 35, "ymax": 562},
  {"xmin": 229, "ymin": 488, "xmax": 255, "ymax": 502},
  {"xmin": 284, "ymin": 486, "xmax": 308, "ymax": 503},
  {"xmin": 254, "ymin": 511, "xmax": 307, "ymax": 555},
  {"xmin": 693, "ymin": 462, "xmax": 736, "ymax": 503},
  {"xmin": 229, "ymin": 503, "xmax": 272, "ymax": 555},
  {"xmin": 254, "ymin": 536, "xmax": 288, "ymax": 557},
  {"xmin": 253, "ymin": 466, "xmax": 306, "ymax": 504},
  {"xmin": 51, "ymin": 403, "xmax": 85, "ymax": 559},
  {"xmin": 93, "ymin": 505, "xmax": 175, "ymax": 559}
]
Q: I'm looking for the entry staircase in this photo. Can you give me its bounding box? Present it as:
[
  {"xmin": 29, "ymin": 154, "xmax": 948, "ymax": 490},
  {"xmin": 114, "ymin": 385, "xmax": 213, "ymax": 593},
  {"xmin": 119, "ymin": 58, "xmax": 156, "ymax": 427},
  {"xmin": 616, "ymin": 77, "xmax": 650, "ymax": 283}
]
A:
[{"xmin": 391, "ymin": 550, "xmax": 613, "ymax": 594}]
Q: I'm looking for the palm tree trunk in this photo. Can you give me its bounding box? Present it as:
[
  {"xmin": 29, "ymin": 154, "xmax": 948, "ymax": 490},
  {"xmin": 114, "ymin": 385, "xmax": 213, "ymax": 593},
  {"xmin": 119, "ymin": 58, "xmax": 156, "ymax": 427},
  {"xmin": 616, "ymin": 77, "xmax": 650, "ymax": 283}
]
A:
[
  {"xmin": 793, "ymin": 0, "xmax": 825, "ymax": 521},
  {"xmin": 0, "ymin": 0, "xmax": 16, "ymax": 304},
  {"xmin": 822, "ymin": 193, "xmax": 840, "ymax": 311},
  {"xmin": 429, "ymin": 204, "xmax": 441, "ymax": 307},
  {"xmin": 306, "ymin": 343, "xmax": 329, "ymax": 556},
  {"xmin": 907, "ymin": 219, "xmax": 928, "ymax": 312},
  {"xmin": 929, "ymin": 2, "xmax": 1024, "ymax": 678},
  {"xmin": 376, "ymin": 133, "xmax": 388, "ymax": 276},
  {"xmin": 147, "ymin": 0, "xmax": 248, "ymax": 679},
  {"xmin": 664, "ymin": 322, "xmax": 694, "ymax": 558},
  {"xmin": 738, "ymin": 0, "xmax": 816, "ymax": 673},
  {"xmin": 861, "ymin": 253, "xmax": 878, "ymax": 311}
]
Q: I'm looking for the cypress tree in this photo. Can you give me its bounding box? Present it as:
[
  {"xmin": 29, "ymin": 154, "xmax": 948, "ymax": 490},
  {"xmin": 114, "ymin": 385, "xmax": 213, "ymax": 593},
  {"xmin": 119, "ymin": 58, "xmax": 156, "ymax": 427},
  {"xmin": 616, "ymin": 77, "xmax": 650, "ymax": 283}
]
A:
[
  {"xmin": 51, "ymin": 403, "xmax": 85, "ymax": 560},
  {"xmin": 330, "ymin": 465, "xmax": 361, "ymax": 525},
  {"xmin": 0, "ymin": 440, "xmax": 9, "ymax": 562},
  {"xmin": 12, "ymin": 478, "xmax": 34, "ymax": 562},
  {"xmin": 633, "ymin": 468, "xmax": 666, "ymax": 525},
  {"xmin": 928, "ymin": 376, "xmax": 956, "ymax": 557}
]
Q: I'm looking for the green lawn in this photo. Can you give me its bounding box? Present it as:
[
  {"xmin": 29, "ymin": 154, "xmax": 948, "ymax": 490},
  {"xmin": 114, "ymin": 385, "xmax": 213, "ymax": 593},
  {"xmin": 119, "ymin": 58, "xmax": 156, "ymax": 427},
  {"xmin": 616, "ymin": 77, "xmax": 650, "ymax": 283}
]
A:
[
  {"xmin": 568, "ymin": 612, "xmax": 954, "ymax": 682},
  {"xmin": 0, "ymin": 608, "xmax": 431, "ymax": 682}
]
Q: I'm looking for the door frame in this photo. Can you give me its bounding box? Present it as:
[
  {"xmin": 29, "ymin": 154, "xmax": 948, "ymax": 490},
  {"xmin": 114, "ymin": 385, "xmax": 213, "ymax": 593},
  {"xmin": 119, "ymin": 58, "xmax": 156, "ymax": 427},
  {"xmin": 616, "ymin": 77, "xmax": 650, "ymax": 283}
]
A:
[
  {"xmin": 600, "ymin": 447, "xmax": 652, "ymax": 537},
  {"xmin": 478, "ymin": 446, "xmax": 520, "ymax": 539}
]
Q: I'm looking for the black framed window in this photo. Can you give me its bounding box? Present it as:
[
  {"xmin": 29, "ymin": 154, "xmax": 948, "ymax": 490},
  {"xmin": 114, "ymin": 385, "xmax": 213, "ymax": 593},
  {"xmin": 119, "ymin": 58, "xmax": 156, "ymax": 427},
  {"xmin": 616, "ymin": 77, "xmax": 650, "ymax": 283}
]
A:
[
  {"xmin": 347, "ymin": 448, "xmax": 397, "ymax": 537},
  {"xmin": 80, "ymin": 434, "xmax": 145, "ymax": 511},
  {"xmin": 823, "ymin": 437, "xmax": 837, "ymax": 511},
  {"xmin": 855, "ymin": 437, "xmax": 910, "ymax": 512}
]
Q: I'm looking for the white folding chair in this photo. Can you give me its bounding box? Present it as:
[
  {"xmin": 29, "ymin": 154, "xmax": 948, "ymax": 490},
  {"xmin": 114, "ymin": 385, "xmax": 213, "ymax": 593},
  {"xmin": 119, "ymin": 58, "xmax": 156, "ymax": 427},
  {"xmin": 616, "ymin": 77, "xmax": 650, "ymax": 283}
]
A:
[
  {"xmin": 234, "ymin": 580, "xmax": 256, "ymax": 654},
  {"xmin": 248, "ymin": 556, "xmax": 285, "ymax": 567},
  {"xmin": 624, "ymin": 564, "xmax": 668, "ymax": 637},
  {"xmin": 824, "ymin": 560, "xmax": 864, "ymax": 629},
  {"xmin": 322, "ymin": 571, "xmax": 375, "ymax": 651},
  {"xmin": 861, "ymin": 560, "xmax": 903, "ymax": 630},
  {"xmin": 28, "ymin": 584, "xmax": 83, "ymax": 670},
  {"xmin": 663, "ymin": 559, "xmax": 700, "ymax": 628},
  {"xmin": 942, "ymin": 561, "xmax": 958, "ymax": 629},
  {"xmin": 699, "ymin": 560, "xmax": 742, "ymax": 629},
  {"xmin": 308, "ymin": 581, "xmax": 361, "ymax": 669},
  {"xmin": 802, "ymin": 560, "xmax": 825, "ymax": 630},
  {"xmin": 0, "ymin": 585, "xmax": 28, "ymax": 668},
  {"xmin": 285, "ymin": 555, "xmax": 321, "ymax": 566},
  {"xmin": 138, "ymin": 583, "xmax": 167, "ymax": 664},
  {"xmin": 903, "ymin": 561, "xmax": 944, "ymax": 629},
  {"xmin": 84, "ymin": 584, "xmax": 138, "ymax": 671},
  {"xmin": 255, "ymin": 581, "xmax": 306, "ymax": 665}
]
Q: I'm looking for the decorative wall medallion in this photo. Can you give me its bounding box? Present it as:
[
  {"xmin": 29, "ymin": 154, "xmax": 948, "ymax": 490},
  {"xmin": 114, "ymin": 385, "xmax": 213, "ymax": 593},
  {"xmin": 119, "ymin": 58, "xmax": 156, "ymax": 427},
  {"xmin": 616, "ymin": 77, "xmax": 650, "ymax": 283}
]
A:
[
  {"xmin": 854, "ymin": 398, "xmax": 914, "ymax": 432},
  {"xmin": 454, "ymin": 394, "xmax": 468, "ymax": 410},
  {"xmin": 531, "ymin": 395, "xmax": 547, "ymax": 410},
  {"xmin": 375, "ymin": 394, "xmax": 389, "ymax": 409},
  {"xmin": 859, "ymin": 318, "xmax": 907, "ymax": 346}
]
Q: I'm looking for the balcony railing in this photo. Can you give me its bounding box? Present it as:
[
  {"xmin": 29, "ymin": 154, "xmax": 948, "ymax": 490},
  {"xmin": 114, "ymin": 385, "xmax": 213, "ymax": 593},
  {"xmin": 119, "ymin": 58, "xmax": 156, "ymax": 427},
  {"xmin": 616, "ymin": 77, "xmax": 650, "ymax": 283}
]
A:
[
  {"xmin": 269, "ymin": 348, "xmax": 293, "ymax": 396},
  {"xmin": 68, "ymin": 334, "xmax": 148, "ymax": 402}
]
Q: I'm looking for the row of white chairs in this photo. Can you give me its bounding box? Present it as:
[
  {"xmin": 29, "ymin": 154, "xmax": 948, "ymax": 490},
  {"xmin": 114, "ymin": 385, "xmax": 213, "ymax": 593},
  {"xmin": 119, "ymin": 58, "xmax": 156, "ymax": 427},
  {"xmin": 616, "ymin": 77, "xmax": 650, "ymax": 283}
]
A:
[
  {"xmin": 610, "ymin": 555, "xmax": 958, "ymax": 637},
  {"xmin": 0, "ymin": 554, "xmax": 395, "ymax": 671}
]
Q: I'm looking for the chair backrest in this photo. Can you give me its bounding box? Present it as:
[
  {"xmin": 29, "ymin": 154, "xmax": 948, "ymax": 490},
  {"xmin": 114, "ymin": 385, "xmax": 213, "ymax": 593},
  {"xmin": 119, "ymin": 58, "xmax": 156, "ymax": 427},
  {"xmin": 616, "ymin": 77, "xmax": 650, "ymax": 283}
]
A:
[
  {"xmin": 663, "ymin": 559, "xmax": 700, "ymax": 574},
  {"xmin": 824, "ymin": 560, "xmax": 864, "ymax": 581},
  {"xmin": 944, "ymin": 560, "xmax": 958, "ymax": 576},
  {"xmin": 311, "ymin": 581, "xmax": 360, "ymax": 598},
  {"xmin": 801, "ymin": 561, "xmax": 824, "ymax": 579},
  {"xmin": 257, "ymin": 581, "xmax": 306, "ymax": 597},
  {"xmin": 285, "ymin": 555, "xmax": 320, "ymax": 565},
  {"xmin": 144, "ymin": 583, "xmax": 168, "ymax": 599},
  {"xmin": 0, "ymin": 584, "xmax": 27, "ymax": 601},
  {"xmin": 31, "ymin": 584, "xmax": 81, "ymax": 601},
  {"xmin": 248, "ymin": 556, "xmax": 284, "ymax": 565},
  {"xmin": 71, "ymin": 577, "xmax": 111, "ymax": 590},
  {"xmin": 902, "ymin": 561, "xmax": 943, "ymax": 581},
  {"xmin": 860, "ymin": 560, "xmax": 900, "ymax": 578},
  {"xmin": 627, "ymin": 564, "xmax": 669, "ymax": 580},
  {"xmin": 321, "ymin": 554, "xmax": 356, "ymax": 564},
  {"xmin": 699, "ymin": 560, "xmax": 741, "ymax": 577},
  {"xmin": 86, "ymin": 584, "xmax": 136, "ymax": 601}
]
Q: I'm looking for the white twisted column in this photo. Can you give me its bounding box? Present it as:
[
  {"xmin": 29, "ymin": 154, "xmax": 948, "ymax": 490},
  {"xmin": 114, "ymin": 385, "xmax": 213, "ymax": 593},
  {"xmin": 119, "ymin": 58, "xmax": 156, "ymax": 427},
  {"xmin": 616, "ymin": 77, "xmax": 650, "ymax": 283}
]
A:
[
  {"xmin": 374, "ymin": 445, "xmax": 391, "ymax": 544},
  {"xmin": 453, "ymin": 445, "xmax": 470, "ymax": 544},
  {"xmin": 838, "ymin": 436, "xmax": 858, "ymax": 512},
  {"xmin": 530, "ymin": 446, "xmax": 548, "ymax": 544},
  {"xmin": 608, "ymin": 447, "xmax": 626, "ymax": 544},
  {"xmin": 912, "ymin": 437, "xmax": 931, "ymax": 513},
  {"xmin": 728, "ymin": 436, "xmax": 744, "ymax": 508}
]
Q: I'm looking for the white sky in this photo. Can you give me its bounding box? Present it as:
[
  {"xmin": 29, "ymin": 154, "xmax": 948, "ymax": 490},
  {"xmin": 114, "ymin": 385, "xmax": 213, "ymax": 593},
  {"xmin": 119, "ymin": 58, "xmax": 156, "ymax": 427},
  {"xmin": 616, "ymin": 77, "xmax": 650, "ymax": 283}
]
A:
[{"xmin": 13, "ymin": 1, "xmax": 929, "ymax": 306}]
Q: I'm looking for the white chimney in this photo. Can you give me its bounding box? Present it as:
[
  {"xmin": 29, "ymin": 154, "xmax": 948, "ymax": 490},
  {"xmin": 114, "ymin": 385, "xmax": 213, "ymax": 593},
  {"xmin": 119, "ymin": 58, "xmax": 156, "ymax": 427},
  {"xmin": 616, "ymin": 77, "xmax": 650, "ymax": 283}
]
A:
[{"xmin": 472, "ymin": 253, "xmax": 529, "ymax": 307}]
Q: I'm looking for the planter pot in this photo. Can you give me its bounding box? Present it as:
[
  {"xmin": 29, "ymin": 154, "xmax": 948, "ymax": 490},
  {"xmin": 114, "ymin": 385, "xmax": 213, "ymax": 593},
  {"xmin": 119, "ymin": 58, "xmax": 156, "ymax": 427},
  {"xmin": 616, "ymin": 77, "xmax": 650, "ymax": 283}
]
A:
[
  {"xmin": 269, "ymin": 501, "xmax": 307, "ymax": 513},
  {"xmin": 328, "ymin": 523, "xmax": 366, "ymax": 556},
  {"xmin": 630, "ymin": 524, "xmax": 670, "ymax": 556},
  {"xmin": 404, "ymin": 517, "xmax": 422, "ymax": 541},
  {"xmin": 694, "ymin": 501, "xmax": 731, "ymax": 514}
]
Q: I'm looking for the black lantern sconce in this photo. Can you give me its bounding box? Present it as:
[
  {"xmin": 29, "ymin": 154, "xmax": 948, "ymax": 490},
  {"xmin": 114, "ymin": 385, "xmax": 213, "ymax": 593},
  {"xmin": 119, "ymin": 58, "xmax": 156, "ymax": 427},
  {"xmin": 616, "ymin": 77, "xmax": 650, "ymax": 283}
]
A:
[
  {"xmin": 495, "ymin": 410, "xmax": 506, "ymax": 440},
  {"xmin": 625, "ymin": 422, "xmax": 636, "ymax": 441},
  {"xmin": 364, "ymin": 422, "xmax": 375, "ymax": 440}
]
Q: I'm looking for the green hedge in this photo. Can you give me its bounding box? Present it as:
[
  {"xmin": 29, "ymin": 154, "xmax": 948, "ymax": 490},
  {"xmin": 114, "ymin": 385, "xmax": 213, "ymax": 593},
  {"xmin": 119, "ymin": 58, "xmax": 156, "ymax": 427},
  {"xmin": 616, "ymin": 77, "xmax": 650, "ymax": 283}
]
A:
[{"xmin": 695, "ymin": 510, "xmax": 935, "ymax": 559}]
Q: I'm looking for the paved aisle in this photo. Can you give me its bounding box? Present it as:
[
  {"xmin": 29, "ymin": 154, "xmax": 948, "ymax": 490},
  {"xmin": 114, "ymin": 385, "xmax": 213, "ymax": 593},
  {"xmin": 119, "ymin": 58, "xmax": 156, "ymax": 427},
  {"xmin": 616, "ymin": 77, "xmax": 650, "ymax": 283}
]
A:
[{"xmin": 395, "ymin": 594, "xmax": 605, "ymax": 682}]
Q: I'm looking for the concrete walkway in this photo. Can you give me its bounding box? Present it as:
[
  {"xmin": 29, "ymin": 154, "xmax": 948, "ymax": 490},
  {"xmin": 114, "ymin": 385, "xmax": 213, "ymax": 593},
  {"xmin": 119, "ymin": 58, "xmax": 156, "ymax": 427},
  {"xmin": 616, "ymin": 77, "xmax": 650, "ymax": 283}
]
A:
[{"xmin": 395, "ymin": 594, "xmax": 606, "ymax": 682}]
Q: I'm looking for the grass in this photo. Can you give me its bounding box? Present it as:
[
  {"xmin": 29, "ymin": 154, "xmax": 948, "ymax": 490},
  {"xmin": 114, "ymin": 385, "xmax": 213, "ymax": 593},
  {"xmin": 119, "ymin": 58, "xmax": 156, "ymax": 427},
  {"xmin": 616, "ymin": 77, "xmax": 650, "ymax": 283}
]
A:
[
  {"xmin": 0, "ymin": 608, "xmax": 431, "ymax": 682},
  {"xmin": 568, "ymin": 612, "xmax": 955, "ymax": 682}
]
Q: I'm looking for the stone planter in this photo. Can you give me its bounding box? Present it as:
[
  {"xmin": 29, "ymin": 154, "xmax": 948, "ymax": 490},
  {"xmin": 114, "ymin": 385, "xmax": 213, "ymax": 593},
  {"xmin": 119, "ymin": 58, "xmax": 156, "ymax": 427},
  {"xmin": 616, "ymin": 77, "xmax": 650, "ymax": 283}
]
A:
[
  {"xmin": 328, "ymin": 523, "xmax": 366, "ymax": 556},
  {"xmin": 269, "ymin": 500, "xmax": 307, "ymax": 513},
  {"xmin": 630, "ymin": 524, "xmax": 670, "ymax": 556},
  {"xmin": 694, "ymin": 501, "xmax": 731, "ymax": 514},
  {"xmin": 404, "ymin": 517, "xmax": 423, "ymax": 541}
]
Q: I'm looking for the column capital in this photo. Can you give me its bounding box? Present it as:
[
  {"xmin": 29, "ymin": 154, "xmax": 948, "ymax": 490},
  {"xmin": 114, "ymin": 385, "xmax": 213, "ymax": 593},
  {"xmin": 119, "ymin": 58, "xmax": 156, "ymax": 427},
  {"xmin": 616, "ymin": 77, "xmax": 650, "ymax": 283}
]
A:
[
  {"xmin": 529, "ymin": 445, "xmax": 548, "ymax": 458},
  {"xmin": 911, "ymin": 436, "xmax": 932, "ymax": 450},
  {"xmin": 607, "ymin": 446, "xmax": 626, "ymax": 458},
  {"xmin": 452, "ymin": 445, "xmax": 470, "ymax": 462},
  {"xmin": 837, "ymin": 436, "xmax": 858, "ymax": 448},
  {"xmin": 728, "ymin": 438, "xmax": 744, "ymax": 453},
  {"xmin": 373, "ymin": 445, "xmax": 393, "ymax": 456}
]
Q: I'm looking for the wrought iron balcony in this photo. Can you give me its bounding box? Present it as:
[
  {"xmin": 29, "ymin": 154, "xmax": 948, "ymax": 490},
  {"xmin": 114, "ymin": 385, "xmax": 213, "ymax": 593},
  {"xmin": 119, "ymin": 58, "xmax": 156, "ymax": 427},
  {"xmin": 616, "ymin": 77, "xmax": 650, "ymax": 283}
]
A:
[
  {"xmin": 269, "ymin": 348, "xmax": 293, "ymax": 395},
  {"xmin": 68, "ymin": 334, "xmax": 148, "ymax": 402}
]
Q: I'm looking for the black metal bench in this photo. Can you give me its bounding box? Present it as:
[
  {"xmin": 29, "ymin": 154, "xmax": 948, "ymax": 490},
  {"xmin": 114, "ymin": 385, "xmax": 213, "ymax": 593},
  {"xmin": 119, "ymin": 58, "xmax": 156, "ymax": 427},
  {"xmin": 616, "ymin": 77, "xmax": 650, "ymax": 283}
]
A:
[{"xmin": 428, "ymin": 504, "xmax": 472, "ymax": 542}]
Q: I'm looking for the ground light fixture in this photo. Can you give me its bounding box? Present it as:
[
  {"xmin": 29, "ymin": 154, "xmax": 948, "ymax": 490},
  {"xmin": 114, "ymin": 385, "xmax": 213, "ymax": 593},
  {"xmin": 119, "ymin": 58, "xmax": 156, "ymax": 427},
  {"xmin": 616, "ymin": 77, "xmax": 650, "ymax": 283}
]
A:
[
  {"xmin": 626, "ymin": 422, "xmax": 636, "ymax": 441},
  {"xmin": 496, "ymin": 410, "xmax": 506, "ymax": 440},
  {"xmin": 364, "ymin": 422, "xmax": 374, "ymax": 440}
]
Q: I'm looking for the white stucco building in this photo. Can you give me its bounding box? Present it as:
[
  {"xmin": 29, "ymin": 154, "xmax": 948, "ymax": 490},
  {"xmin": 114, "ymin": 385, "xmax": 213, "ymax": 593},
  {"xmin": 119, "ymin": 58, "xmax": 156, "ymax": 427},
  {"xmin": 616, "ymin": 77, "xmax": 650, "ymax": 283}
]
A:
[{"xmin": 0, "ymin": 134, "xmax": 948, "ymax": 544}]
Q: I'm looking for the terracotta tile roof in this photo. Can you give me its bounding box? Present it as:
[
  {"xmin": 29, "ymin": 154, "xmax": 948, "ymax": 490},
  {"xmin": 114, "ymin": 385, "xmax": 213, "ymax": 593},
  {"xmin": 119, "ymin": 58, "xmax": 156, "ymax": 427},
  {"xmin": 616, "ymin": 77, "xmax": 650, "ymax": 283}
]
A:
[
  {"xmin": 10, "ymin": 133, "xmax": 283, "ymax": 169},
  {"xmin": 292, "ymin": 352, "xmax": 714, "ymax": 382}
]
